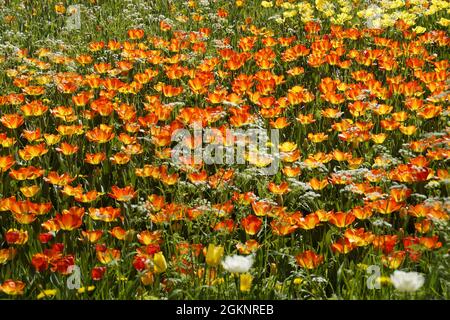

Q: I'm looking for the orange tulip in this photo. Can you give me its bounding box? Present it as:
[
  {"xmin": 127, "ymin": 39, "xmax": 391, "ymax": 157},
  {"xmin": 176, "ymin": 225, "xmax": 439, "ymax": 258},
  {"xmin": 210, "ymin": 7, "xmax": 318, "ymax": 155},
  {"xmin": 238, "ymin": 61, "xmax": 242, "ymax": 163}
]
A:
[
  {"xmin": 109, "ymin": 185, "xmax": 136, "ymax": 202},
  {"xmin": 137, "ymin": 230, "xmax": 162, "ymax": 245},
  {"xmin": 282, "ymin": 166, "xmax": 301, "ymax": 177},
  {"xmin": 81, "ymin": 230, "xmax": 103, "ymax": 243},
  {"xmin": 22, "ymin": 128, "xmax": 41, "ymax": 143},
  {"xmin": 390, "ymin": 187, "xmax": 412, "ymax": 202},
  {"xmin": 331, "ymin": 238, "xmax": 356, "ymax": 254},
  {"xmin": 0, "ymin": 280, "xmax": 25, "ymax": 296},
  {"xmin": 241, "ymin": 214, "xmax": 263, "ymax": 235},
  {"xmin": 127, "ymin": 29, "xmax": 144, "ymax": 40},
  {"xmin": 270, "ymin": 219, "xmax": 298, "ymax": 236},
  {"xmin": 268, "ymin": 181, "xmax": 290, "ymax": 195},
  {"xmin": 110, "ymin": 152, "xmax": 131, "ymax": 165},
  {"xmin": 0, "ymin": 248, "xmax": 16, "ymax": 265},
  {"xmin": 309, "ymin": 177, "xmax": 329, "ymax": 190},
  {"xmin": 370, "ymin": 198, "xmax": 404, "ymax": 214},
  {"xmin": 296, "ymin": 213, "xmax": 320, "ymax": 230},
  {"xmin": 344, "ymin": 228, "xmax": 374, "ymax": 246},
  {"xmin": 0, "ymin": 155, "xmax": 15, "ymax": 173},
  {"xmin": 213, "ymin": 219, "xmax": 235, "ymax": 233},
  {"xmin": 18, "ymin": 143, "xmax": 48, "ymax": 161},
  {"xmin": 44, "ymin": 171, "xmax": 76, "ymax": 186},
  {"xmin": 415, "ymin": 219, "xmax": 432, "ymax": 233},
  {"xmin": 295, "ymin": 250, "xmax": 324, "ymax": 269},
  {"xmin": 85, "ymin": 152, "xmax": 106, "ymax": 165},
  {"xmin": 109, "ymin": 226, "xmax": 131, "ymax": 241},
  {"xmin": 5, "ymin": 229, "xmax": 28, "ymax": 245},
  {"xmin": 56, "ymin": 207, "xmax": 84, "ymax": 231},
  {"xmin": 381, "ymin": 251, "xmax": 406, "ymax": 269},
  {"xmin": 89, "ymin": 207, "xmax": 122, "ymax": 222},
  {"xmin": 328, "ymin": 211, "xmax": 356, "ymax": 228},
  {"xmin": 55, "ymin": 142, "xmax": 79, "ymax": 156},
  {"xmin": 187, "ymin": 170, "xmax": 208, "ymax": 185},
  {"xmin": 21, "ymin": 100, "xmax": 48, "ymax": 116},
  {"xmin": 351, "ymin": 206, "xmax": 373, "ymax": 220},
  {"xmin": 86, "ymin": 125, "xmax": 115, "ymax": 143},
  {"xmin": 373, "ymin": 235, "xmax": 398, "ymax": 254},
  {"xmin": 96, "ymin": 248, "xmax": 121, "ymax": 264},
  {"xmin": 236, "ymin": 239, "xmax": 260, "ymax": 255},
  {"xmin": 1, "ymin": 114, "xmax": 24, "ymax": 129},
  {"xmin": 419, "ymin": 236, "xmax": 442, "ymax": 250}
]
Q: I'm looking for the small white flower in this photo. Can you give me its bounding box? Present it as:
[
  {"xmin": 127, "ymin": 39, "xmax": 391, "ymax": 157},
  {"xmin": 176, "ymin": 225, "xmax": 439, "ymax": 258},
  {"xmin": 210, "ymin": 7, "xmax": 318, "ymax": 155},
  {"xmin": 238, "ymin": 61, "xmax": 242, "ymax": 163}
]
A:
[
  {"xmin": 222, "ymin": 254, "xmax": 254, "ymax": 273},
  {"xmin": 390, "ymin": 271, "xmax": 425, "ymax": 293}
]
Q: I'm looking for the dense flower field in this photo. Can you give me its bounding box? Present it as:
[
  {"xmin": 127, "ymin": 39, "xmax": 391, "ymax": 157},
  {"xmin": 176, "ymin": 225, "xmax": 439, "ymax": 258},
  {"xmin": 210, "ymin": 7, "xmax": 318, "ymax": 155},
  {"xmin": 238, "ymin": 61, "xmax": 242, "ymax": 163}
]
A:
[{"xmin": 0, "ymin": 0, "xmax": 449, "ymax": 300}]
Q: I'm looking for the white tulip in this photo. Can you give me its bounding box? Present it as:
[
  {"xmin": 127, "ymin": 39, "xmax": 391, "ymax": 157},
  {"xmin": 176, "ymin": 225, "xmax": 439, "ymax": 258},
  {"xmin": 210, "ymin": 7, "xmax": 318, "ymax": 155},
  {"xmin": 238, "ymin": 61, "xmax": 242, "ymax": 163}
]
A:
[
  {"xmin": 390, "ymin": 270, "xmax": 425, "ymax": 293},
  {"xmin": 222, "ymin": 254, "xmax": 254, "ymax": 273}
]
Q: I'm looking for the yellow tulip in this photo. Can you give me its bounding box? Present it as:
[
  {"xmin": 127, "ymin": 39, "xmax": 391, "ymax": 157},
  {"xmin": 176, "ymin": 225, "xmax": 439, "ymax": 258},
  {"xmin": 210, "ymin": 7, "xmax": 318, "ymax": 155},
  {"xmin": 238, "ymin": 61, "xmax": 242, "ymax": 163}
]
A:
[
  {"xmin": 283, "ymin": 10, "xmax": 298, "ymax": 18},
  {"xmin": 438, "ymin": 18, "xmax": 450, "ymax": 27},
  {"xmin": 239, "ymin": 273, "xmax": 253, "ymax": 292},
  {"xmin": 211, "ymin": 277, "xmax": 224, "ymax": 286},
  {"xmin": 54, "ymin": 3, "xmax": 66, "ymax": 15},
  {"xmin": 261, "ymin": 1, "xmax": 273, "ymax": 8},
  {"xmin": 205, "ymin": 244, "xmax": 224, "ymax": 267},
  {"xmin": 153, "ymin": 252, "xmax": 168, "ymax": 273},
  {"xmin": 413, "ymin": 26, "xmax": 426, "ymax": 34},
  {"xmin": 77, "ymin": 286, "xmax": 95, "ymax": 294},
  {"xmin": 37, "ymin": 289, "xmax": 57, "ymax": 299},
  {"xmin": 20, "ymin": 185, "xmax": 40, "ymax": 198},
  {"xmin": 377, "ymin": 276, "xmax": 392, "ymax": 286}
]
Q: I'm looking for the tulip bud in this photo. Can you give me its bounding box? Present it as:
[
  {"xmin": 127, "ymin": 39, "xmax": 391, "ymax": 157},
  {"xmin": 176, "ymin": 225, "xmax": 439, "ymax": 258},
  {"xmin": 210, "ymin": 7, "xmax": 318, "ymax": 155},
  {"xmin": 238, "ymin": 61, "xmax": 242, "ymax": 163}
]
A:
[
  {"xmin": 205, "ymin": 244, "xmax": 224, "ymax": 267},
  {"xmin": 153, "ymin": 252, "xmax": 167, "ymax": 273}
]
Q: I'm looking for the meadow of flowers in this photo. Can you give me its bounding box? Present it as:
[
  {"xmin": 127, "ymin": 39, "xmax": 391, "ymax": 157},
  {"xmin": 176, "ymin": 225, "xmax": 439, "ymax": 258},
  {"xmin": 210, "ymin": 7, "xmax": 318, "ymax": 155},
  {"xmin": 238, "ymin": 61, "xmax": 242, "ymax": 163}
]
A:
[{"xmin": 0, "ymin": 0, "xmax": 449, "ymax": 300}]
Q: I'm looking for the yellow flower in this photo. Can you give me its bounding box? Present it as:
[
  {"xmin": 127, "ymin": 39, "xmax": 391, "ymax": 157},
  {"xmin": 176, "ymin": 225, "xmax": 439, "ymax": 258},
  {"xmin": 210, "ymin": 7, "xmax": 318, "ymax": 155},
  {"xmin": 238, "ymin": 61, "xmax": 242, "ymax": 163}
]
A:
[
  {"xmin": 434, "ymin": 0, "xmax": 449, "ymax": 10},
  {"xmin": 140, "ymin": 271, "xmax": 154, "ymax": 286},
  {"xmin": 211, "ymin": 277, "xmax": 224, "ymax": 286},
  {"xmin": 20, "ymin": 185, "xmax": 40, "ymax": 198},
  {"xmin": 153, "ymin": 252, "xmax": 168, "ymax": 273},
  {"xmin": 323, "ymin": 9, "xmax": 335, "ymax": 17},
  {"xmin": 283, "ymin": 10, "xmax": 298, "ymax": 18},
  {"xmin": 176, "ymin": 15, "xmax": 188, "ymax": 23},
  {"xmin": 54, "ymin": 3, "xmax": 66, "ymax": 15},
  {"xmin": 261, "ymin": 1, "xmax": 273, "ymax": 8},
  {"xmin": 293, "ymin": 277, "xmax": 303, "ymax": 285},
  {"xmin": 381, "ymin": 15, "xmax": 396, "ymax": 28},
  {"xmin": 357, "ymin": 263, "xmax": 368, "ymax": 271},
  {"xmin": 37, "ymin": 289, "xmax": 57, "ymax": 299},
  {"xmin": 77, "ymin": 286, "xmax": 95, "ymax": 294},
  {"xmin": 413, "ymin": 26, "xmax": 426, "ymax": 34},
  {"xmin": 270, "ymin": 263, "xmax": 277, "ymax": 275},
  {"xmin": 377, "ymin": 276, "xmax": 392, "ymax": 286},
  {"xmin": 340, "ymin": 5, "xmax": 351, "ymax": 13},
  {"xmin": 205, "ymin": 244, "xmax": 224, "ymax": 267},
  {"xmin": 281, "ymin": 2, "xmax": 295, "ymax": 9},
  {"xmin": 301, "ymin": 15, "xmax": 314, "ymax": 23},
  {"xmin": 236, "ymin": 0, "xmax": 244, "ymax": 7},
  {"xmin": 424, "ymin": 5, "xmax": 438, "ymax": 15},
  {"xmin": 239, "ymin": 273, "xmax": 253, "ymax": 292},
  {"xmin": 438, "ymin": 18, "xmax": 450, "ymax": 27}
]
